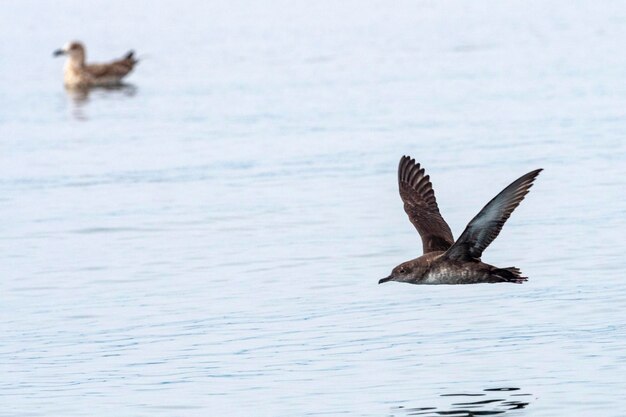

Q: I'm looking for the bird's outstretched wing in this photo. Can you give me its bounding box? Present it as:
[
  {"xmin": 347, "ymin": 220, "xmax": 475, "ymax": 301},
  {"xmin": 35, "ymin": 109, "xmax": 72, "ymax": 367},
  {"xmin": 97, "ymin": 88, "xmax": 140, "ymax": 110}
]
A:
[
  {"xmin": 398, "ymin": 156, "xmax": 454, "ymax": 254},
  {"xmin": 444, "ymin": 168, "xmax": 542, "ymax": 261}
]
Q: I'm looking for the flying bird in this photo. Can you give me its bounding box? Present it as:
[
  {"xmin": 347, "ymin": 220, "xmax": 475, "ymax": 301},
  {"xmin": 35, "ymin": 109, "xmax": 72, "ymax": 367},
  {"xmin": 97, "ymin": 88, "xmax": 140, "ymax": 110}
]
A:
[
  {"xmin": 53, "ymin": 41, "xmax": 138, "ymax": 88},
  {"xmin": 379, "ymin": 156, "xmax": 542, "ymax": 285}
]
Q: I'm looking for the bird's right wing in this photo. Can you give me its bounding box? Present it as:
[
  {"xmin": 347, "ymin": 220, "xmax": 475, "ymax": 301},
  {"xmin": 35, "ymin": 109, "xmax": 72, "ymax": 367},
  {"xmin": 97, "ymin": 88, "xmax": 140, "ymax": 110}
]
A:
[
  {"xmin": 443, "ymin": 169, "xmax": 542, "ymax": 262},
  {"xmin": 398, "ymin": 156, "xmax": 454, "ymax": 254}
]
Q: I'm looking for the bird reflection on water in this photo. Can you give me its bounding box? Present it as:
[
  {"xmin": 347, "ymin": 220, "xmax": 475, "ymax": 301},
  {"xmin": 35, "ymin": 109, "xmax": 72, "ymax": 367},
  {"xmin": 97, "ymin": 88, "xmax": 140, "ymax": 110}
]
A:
[
  {"xmin": 65, "ymin": 83, "xmax": 137, "ymax": 120},
  {"xmin": 391, "ymin": 387, "xmax": 531, "ymax": 416}
]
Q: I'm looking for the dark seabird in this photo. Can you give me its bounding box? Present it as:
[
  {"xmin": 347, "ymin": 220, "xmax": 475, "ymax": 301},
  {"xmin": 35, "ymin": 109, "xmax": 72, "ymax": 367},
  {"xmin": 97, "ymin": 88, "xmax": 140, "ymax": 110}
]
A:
[{"xmin": 379, "ymin": 156, "xmax": 542, "ymax": 285}]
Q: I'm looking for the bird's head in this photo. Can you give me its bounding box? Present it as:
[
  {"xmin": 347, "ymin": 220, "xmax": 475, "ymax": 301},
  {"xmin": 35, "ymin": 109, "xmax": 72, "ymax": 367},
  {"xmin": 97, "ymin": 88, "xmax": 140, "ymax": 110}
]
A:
[
  {"xmin": 53, "ymin": 41, "xmax": 86, "ymax": 62},
  {"xmin": 379, "ymin": 260, "xmax": 424, "ymax": 284}
]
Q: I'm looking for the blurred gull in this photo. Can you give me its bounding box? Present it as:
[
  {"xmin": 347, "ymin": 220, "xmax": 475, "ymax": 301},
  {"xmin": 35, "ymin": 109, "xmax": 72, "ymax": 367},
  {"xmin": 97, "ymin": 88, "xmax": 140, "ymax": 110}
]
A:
[{"xmin": 53, "ymin": 41, "xmax": 138, "ymax": 88}]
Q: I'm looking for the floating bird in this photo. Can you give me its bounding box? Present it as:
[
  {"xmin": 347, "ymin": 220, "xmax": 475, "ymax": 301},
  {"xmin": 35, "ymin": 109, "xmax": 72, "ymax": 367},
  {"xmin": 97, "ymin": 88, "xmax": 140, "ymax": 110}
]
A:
[
  {"xmin": 53, "ymin": 41, "xmax": 138, "ymax": 88},
  {"xmin": 379, "ymin": 156, "xmax": 542, "ymax": 285}
]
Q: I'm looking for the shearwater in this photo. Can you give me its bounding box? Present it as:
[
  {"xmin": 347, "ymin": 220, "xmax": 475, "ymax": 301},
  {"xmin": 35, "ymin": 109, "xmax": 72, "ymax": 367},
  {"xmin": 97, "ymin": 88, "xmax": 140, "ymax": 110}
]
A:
[{"xmin": 379, "ymin": 156, "xmax": 542, "ymax": 285}]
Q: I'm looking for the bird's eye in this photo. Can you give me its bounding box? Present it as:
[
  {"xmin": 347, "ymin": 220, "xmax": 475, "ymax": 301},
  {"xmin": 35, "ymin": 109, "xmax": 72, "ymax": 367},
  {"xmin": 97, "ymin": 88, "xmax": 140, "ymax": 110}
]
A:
[{"xmin": 399, "ymin": 267, "xmax": 405, "ymax": 273}]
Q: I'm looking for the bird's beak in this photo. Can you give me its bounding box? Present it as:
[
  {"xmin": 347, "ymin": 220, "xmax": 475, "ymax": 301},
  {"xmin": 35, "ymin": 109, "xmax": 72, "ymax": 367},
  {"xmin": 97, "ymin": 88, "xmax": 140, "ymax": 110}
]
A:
[
  {"xmin": 53, "ymin": 49, "xmax": 65, "ymax": 57},
  {"xmin": 378, "ymin": 275, "xmax": 393, "ymax": 284}
]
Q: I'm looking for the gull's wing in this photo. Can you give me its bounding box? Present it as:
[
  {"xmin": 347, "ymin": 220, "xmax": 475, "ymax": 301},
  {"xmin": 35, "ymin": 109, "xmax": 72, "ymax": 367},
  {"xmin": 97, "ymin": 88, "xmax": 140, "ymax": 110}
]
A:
[
  {"xmin": 443, "ymin": 168, "xmax": 542, "ymax": 262},
  {"xmin": 86, "ymin": 51, "xmax": 137, "ymax": 79},
  {"xmin": 398, "ymin": 156, "xmax": 454, "ymax": 254}
]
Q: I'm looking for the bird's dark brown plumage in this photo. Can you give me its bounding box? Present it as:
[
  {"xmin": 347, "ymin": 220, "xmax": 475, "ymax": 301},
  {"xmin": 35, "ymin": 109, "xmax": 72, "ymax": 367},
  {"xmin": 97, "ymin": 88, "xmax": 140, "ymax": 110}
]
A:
[
  {"xmin": 380, "ymin": 156, "xmax": 542, "ymax": 285},
  {"xmin": 398, "ymin": 156, "xmax": 454, "ymax": 253}
]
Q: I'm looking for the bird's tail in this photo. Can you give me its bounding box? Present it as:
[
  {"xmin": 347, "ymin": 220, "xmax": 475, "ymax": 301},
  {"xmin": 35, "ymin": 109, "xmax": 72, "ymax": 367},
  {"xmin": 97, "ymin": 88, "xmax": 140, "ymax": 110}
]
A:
[
  {"xmin": 124, "ymin": 50, "xmax": 138, "ymax": 64},
  {"xmin": 493, "ymin": 267, "xmax": 527, "ymax": 284}
]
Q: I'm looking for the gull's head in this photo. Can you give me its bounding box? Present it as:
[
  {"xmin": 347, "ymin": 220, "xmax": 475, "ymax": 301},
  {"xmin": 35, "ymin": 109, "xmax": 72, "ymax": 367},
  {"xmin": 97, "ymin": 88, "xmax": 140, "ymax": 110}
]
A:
[{"xmin": 53, "ymin": 41, "xmax": 85, "ymax": 60}]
